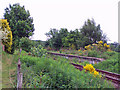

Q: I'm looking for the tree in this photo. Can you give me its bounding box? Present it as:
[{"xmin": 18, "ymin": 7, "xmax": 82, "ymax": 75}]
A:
[
  {"xmin": 80, "ymin": 19, "xmax": 107, "ymax": 44},
  {"xmin": 45, "ymin": 28, "xmax": 68, "ymax": 50},
  {"xmin": 4, "ymin": 3, "xmax": 34, "ymax": 53},
  {"xmin": 4, "ymin": 3, "xmax": 34, "ymax": 41}
]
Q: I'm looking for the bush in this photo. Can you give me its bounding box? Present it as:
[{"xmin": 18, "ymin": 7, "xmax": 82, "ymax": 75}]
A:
[
  {"xmin": 93, "ymin": 55, "xmax": 119, "ymax": 74},
  {"xmin": 104, "ymin": 51, "xmax": 116, "ymax": 56},
  {"xmin": 19, "ymin": 37, "xmax": 33, "ymax": 52},
  {"xmin": 30, "ymin": 45, "xmax": 47, "ymax": 57},
  {"xmin": 87, "ymin": 50, "xmax": 98, "ymax": 57},
  {"xmin": 1, "ymin": 19, "xmax": 12, "ymax": 53}
]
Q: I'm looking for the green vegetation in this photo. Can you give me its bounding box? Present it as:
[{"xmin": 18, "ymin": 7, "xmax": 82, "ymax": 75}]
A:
[
  {"xmin": 4, "ymin": 3, "xmax": 34, "ymax": 53},
  {"xmin": 1, "ymin": 2, "xmax": 119, "ymax": 89},
  {"xmin": 19, "ymin": 37, "xmax": 34, "ymax": 52},
  {"xmin": 45, "ymin": 19, "xmax": 107, "ymax": 50},
  {"xmin": 20, "ymin": 55, "xmax": 114, "ymax": 88},
  {"xmin": 2, "ymin": 51, "xmax": 19, "ymax": 88},
  {"xmin": 93, "ymin": 52, "xmax": 119, "ymax": 74},
  {"xmin": 30, "ymin": 45, "xmax": 47, "ymax": 57},
  {"xmin": 0, "ymin": 19, "xmax": 12, "ymax": 53}
]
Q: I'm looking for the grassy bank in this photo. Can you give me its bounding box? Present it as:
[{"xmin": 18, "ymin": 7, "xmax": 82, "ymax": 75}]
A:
[{"xmin": 2, "ymin": 51, "xmax": 19, "ymax": 88}]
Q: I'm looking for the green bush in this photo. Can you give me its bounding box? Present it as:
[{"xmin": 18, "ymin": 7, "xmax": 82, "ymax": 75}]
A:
[
  {"xmin": 30, "ymin": 45, "xmax": 47, "ymax": 57},
  {"xmin": 104, "ymin": 51, "xmax": 116, "ymax": 56},
  {"xmin": 93, "ymin": 58, "xmax": 119, "ymax": 74},
  {"xmin": 19, "ymin": 37, "xmax": 33, "ymax": 52},
  {"xmin": 87, "ymin": 50, "xmax": 98, "ymax": 57},
  {"xmin": 20, "ymin": 55, "xmax": 114, "ymax": 88}
]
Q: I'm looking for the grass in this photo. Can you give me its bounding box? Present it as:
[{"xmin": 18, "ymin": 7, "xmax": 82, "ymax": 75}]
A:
[
  {"xmin": 47, "ymin": 50, "xmax": 119, "ymax": 74},
  {"xmin": 20, "ymin": 54, "xmax": 114, "ymax": 88},
  {"xmin": 2, "ymin": 51, "xmax": 19, "ymax": 88},
  {"xmin": 1, "ymin": 48, "xmax": 118, "ymax": 88},
  {"xmin": 0, "ymin": 42, "xmax": 2, "ymax": 89}
]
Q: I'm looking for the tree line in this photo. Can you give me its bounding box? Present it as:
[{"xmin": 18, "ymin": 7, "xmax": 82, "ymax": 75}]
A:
[
  {"xmin": 45, "ymin": 19, "xmax": 107, "ymax": 50},
  {"xmin": 2, "ymin": 3, "xmax": 119, "ymax": 53}
]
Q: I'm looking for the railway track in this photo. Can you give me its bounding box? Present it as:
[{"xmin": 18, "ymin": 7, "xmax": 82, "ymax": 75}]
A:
[
  {"xmin": 71, "ymin": 63, "xmax": 120, "ymax": 88},
  {"xmin": 48, "ymin": 52, "xmax": 120, "ymax": 88},
  {"xmin": 47, "ymin": 52, "xmax": 104, "ymax": 64}
]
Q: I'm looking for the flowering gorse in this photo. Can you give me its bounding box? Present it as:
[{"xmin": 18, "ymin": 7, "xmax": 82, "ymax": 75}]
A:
[
  {"xmin": 85, "ymin": 45, "xmax": 93, "ymax": 50},
  {"xmin": 0, "ymin": 19, "xmax": 12, "ymax": 52},
  {"xmin": 84, "ymin": 41, "xmax": 111, "ymax": 52},
  {"xmin": 98, "ymin": 41, "xmax": 103, "ymax": 44},
  {"xmin": 83, "ymin": 64, "xmax": 100, "ymax": 77}
]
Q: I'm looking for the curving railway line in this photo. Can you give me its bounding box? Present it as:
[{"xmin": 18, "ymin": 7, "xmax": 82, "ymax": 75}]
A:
[
  {"xmin": 71, "ymin": 63, "xmax": 120, "ymax": 88},
  {"xmin": 48, "ymin": 52, "xmax": 120, "ymax": 88}
]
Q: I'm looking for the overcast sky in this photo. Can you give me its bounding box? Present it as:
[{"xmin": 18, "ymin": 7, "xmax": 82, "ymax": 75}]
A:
[{"xmin": 0, "ymin": 0, "xmax": 119, "ymax": 43}]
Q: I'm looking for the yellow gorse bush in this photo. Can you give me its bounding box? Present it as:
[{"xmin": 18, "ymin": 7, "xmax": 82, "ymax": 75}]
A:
[
  {"xmin": 104, "ymin": 43, "xmax": 110, "ymax": 49},
  {"xmin": 84, "ymin": 40, "xmax": 111, "ymax": 52},
  {"xmin": 83, "ymin": 64, "xmax": 100, "ymax": 77},
  {"xmin": 98, "ymin": 41, "xmax": 103, "ymax": 44},
  {"xmin": 0, "ymin": 19, "xmax": 12, "ymax": 52},
  {"xmin": 85, "ymin": 45, "xmax": 93, "ymax": 50},
  {"xmin": 83, "ymin": 64, "xmax": 95, "ymax": 72}
]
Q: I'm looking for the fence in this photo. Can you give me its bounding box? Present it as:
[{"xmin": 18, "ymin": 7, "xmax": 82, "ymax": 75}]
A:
[{"xmin": 17, "ymin": 48, "xmax": 23, "ymax": 88}]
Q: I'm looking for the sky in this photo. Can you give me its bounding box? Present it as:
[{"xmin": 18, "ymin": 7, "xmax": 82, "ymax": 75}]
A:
[{"xmin": 0, "ymin": 0, "xmax": 119, "ymax": 43}]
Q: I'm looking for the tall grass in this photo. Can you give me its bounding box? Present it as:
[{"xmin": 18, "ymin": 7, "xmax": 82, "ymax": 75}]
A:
[{"xmin": 20, "ymin": 55, "xmax": 114, "ymax": 88}]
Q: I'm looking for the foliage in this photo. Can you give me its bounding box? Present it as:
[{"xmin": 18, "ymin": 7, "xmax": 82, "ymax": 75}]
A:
[
  {"xmin": 115, "ymin": 44, "xmax": 120, "ymax": 52},
  {"xmin": 87, "ymin": 50, "xmax": 98, "ymax": 57},
  {"xmin": 93, "ymin": 52, "xmax": 119, "ymax": 74},
  {"xmin": 4, "ymin": 3, "xmax": 34, "ymax": 39},
  {"xmin": 19, "ymin": 37, "xmax": 33, "ymax": 52},
  {"xmin": 80, "ymin": 19, "xmax": 107, "ymax": 44},
  {"xmin": 30, "ymin": 45, "xmax": 47, "ymax": 57},
  {"xmin": 46, "ymin": 19, "xmax": 107, "ymax": 50},
  {"xmin": 45, "ymin": 28, "xmax": 68, "ymax": 50},
  {"xmin": 84, "ymin": 40, "xmax": 111, "ymax": 52},
  {"xmin": 20, "ymin": 55, "xmax": 114, "ymax": 88},
  {"xmin": 94, "ymin": 59, "xmax": 119, "ymax": 74},
  {"xmin": 0, "ymin": 19, "xmax": 12, "ymax": 53},
  {"xmin": 4, "ymin": 3, "xmax": 34, "ymax": 52}
]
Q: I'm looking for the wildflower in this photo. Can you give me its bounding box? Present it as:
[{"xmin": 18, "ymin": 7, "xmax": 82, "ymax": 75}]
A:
[
  {"xmin": 107, "ymin": 45, "xmax": 110, "ymax": 48},
  {"xmin": 83, "ymin": 64, "xmax": 95, "ymax": 72},
  {"xmin": 93, "ymin": 70, "xmax": 99, "ymax": 76},
  {"xmin": 104, "ymin": 43, "xmax": 107, "ymax": 47},
  {"xmin": 83, "ymin": 50, "xmax": 86, "ymax": 52},
  {"xmin": 79, "ymin": 53, "xmax": 82, "ymax": 55},
  {"xmin": 107, "ymin": 49, "xmax": 111, "ymax": 52},
  {"xmin": 98, "ymin": 41, "xmax": 103, "ymax": 44}
]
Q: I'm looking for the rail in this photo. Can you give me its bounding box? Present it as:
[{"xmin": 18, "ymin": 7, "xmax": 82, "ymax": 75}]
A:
[
  {"xmin": 47, "ymin": 52, "xmax": 104, "ymax": 63},
  {"xmin": 71, "ymin": 63, "xmax": 120, "ymax": 88}
]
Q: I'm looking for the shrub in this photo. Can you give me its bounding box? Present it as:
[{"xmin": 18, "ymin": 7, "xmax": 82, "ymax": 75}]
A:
[
  {"xmin": 93, "ymin": 57, "xmax": 119, "ymax": 74},
  {"xmin": 104, "ymin": 51, "xmax": 116, "ymax": 56},
  {"xmin": 0, "ymin": 19, "xmax": 12, "ymax": 53},
  {"xmin": 19, "ymin": 37, "xmax": 33, "ymax": 52},
  {"xmin": 87, "ymin": 50, "xmax": 98, "ymax": 57},
  {"xmin": 30, "ymin": 45, "xmax": 47, "ymax": 57}
]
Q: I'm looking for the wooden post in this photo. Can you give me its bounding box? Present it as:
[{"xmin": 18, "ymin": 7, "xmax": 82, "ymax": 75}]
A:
[{"xmin": 17, "ymin": 58, "xmax": 22, "ymax": 88}]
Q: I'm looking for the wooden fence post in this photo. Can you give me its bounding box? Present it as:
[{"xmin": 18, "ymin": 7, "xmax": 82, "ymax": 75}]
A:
[{"xmin": 17, "ymin": 48, "xmax": 23, "ymax": 88}]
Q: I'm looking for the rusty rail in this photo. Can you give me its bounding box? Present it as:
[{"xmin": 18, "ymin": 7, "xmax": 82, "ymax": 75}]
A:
[
  {"xmin": 71, "ymin": 63, "xmax": 120, "ymax": 88},
  {"xmin": 47, "ymin": 52, "xmax": 104, "ymax": 62}
]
